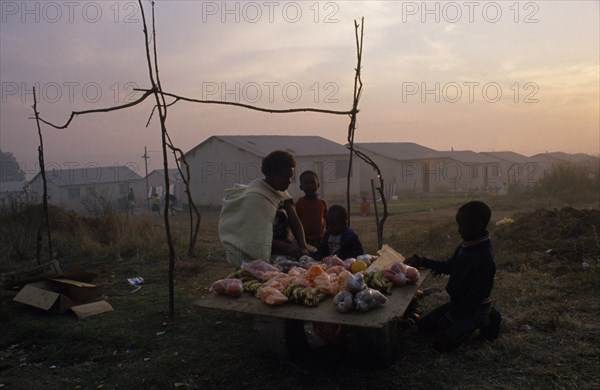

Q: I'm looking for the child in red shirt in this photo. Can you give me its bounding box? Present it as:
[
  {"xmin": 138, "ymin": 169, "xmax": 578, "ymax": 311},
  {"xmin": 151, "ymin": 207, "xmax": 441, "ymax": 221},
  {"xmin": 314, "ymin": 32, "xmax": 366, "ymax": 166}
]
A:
[
  {"xmin": 359, "ymin": 196, "xmax": 371, "ymax": 216},
  {"xmin": 295, "ymin": 170, "xmax": 328, "ymax": 248}
]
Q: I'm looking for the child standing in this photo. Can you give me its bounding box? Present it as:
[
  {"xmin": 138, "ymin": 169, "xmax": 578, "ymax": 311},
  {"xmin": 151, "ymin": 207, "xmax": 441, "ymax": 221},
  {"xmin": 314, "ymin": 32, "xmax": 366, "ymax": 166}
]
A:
[
  {"xmin": 295, "ymin": 170, "xmax": 328, "ymax": 248},
  {"xmin": 127, "ymin": 188, "xmax": 136, "ymax": 215},
  {"xmin": 150, "ymin": 192, "xmax": 160, "ymax": 215},
  {"xmin": 316, "ymin": 204, "xmax": 364, "ymax": 260},
  {"xmin": 359, "ymin": 196, "xmax": 371, "ymax": 216},
  {"xmin": 405, "ymin": 200, "xmax": 501, "ymax": 352}
]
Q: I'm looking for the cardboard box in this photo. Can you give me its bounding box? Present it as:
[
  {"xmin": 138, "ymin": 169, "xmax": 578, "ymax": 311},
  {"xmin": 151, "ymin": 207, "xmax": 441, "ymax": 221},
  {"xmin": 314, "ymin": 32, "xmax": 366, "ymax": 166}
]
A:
[
  {"xmin": 12, "ymin": 264, "xmax": 113, "ymax": 319},
  {"xmin": 14, "ymin": 281, "xmax": 76, "ymax": 313},
  {"xmin": 0, "ymin": 260, "xmax": 62, "ymax": 289},
  {"xmin": 70, "ymin": 301, "xmax": 113, "ymax": 319}
]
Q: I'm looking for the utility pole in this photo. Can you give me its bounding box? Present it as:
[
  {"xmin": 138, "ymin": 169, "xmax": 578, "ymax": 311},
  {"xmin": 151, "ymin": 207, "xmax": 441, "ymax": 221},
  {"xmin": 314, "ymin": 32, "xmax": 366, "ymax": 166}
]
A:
[{"xmin": 142, "ymin": 146, "xmax": 150, "ymax": 211}]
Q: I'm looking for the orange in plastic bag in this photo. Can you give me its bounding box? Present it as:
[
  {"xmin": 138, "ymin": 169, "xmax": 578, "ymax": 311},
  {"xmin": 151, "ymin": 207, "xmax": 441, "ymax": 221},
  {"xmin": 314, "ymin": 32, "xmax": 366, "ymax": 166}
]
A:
[
  {"xmin": 337, "ymin": 270, "xmax": 352, "ymax": 292},
  {"xmin": 306, "ymin": 263, "xmax": 325, "ymax": 281},
  {"xmin": 288, "ymin": 266, "xmax": 306, "ymax": 278},
  {"xmin": 314, "ymin": 272, "xmax": 335, "ymax": 295},
  {"xmin": 210, "ymin": 278, "xmax": 243, "ymax": 297},
  {"xmin": 258, "ymin": 286, "xmax": 288, "ymax": 305},
  {"xmin": 405, "ymin": 266, "xmax": 420, "ymax": 283},
  {"xmin": 263, "ymin": 278, "xmax": 286, "ymax": 292},
  {"xmin": 325, "ymin": 265, "xmax": 345, "ymax": 275}
]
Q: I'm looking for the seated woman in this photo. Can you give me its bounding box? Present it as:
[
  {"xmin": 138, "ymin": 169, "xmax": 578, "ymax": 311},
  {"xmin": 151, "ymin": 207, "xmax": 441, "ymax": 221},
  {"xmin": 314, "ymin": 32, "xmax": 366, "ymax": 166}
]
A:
[{"xmin": 218, "ymin": 150, "xmax": 308, "ymax": 267}]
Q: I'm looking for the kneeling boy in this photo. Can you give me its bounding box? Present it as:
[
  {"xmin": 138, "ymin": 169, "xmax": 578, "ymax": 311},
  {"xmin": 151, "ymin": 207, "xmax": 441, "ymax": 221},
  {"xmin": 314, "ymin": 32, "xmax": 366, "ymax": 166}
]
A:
[{"xmin": 406, "ymin": 200, "xmax": 501, "ymax": 352}]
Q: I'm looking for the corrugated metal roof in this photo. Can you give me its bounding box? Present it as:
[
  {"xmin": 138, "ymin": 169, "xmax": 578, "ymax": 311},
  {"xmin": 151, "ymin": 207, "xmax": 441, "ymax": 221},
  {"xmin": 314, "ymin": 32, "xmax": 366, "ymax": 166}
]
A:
[
  {"xmin": 32, "ymin": 166, "xmax": 141, "ymax": 187},
  {"xmin": 531, "ymin": 152, "xmax": 598, "ymax": 163},
  {"xmin": 440, "ymin": 150, "xmax": 501, "ymax": 164},
  {"xmin": 185, "ymin": 135, "xmax": 349, "ymax": 158},
  {"xmin": 354, "ymin": 142, "xmax": 442, "ymax": 161},
  {"xmin": 480, "ymin": 151, "xmax": 533, "ymax": 164}
]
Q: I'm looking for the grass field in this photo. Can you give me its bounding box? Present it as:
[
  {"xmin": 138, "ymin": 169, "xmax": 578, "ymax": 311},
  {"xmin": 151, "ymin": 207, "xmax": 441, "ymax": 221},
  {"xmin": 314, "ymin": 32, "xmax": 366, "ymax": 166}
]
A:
[
  {"xmin": 1, "ymin": 195, "xmax": 599, "ymax": 389},
  {"xmin": 349, "ymin": 196, "xmax": 468, "ymax": 215}
]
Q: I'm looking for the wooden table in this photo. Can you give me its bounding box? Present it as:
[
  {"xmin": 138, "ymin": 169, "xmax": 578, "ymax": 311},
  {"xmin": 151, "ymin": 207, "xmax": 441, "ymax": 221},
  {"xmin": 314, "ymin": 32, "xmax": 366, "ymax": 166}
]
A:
[{"xmin": 194, "ymin": 269, "xmax": 429, "ymax": 364}]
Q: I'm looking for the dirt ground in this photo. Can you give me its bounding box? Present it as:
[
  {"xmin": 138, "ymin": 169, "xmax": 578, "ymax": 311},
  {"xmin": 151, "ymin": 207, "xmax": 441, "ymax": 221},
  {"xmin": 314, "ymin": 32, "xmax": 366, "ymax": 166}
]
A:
[{"xmin": 1, "ymin": 203, "xmax": 599, "ymax": 389}]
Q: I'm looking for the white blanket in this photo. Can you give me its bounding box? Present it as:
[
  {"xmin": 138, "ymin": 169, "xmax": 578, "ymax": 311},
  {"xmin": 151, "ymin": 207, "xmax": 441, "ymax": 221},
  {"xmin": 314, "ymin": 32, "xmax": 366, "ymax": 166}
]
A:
[{"xmin": 218, "ymin": 179, "xmax": 292, "ymax": 267}]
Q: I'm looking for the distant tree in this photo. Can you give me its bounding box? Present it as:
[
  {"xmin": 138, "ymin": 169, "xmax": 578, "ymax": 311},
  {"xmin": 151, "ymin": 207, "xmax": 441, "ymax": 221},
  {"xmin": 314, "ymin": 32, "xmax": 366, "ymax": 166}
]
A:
[{"xmin": 0, "ymin": 150, "xmax": 25, "ymax": 182}]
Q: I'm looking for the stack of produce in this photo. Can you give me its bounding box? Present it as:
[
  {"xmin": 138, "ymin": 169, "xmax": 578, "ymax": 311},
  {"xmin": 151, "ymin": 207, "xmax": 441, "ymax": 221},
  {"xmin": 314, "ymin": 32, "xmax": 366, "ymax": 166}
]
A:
[
  {"xmin": 333, "ymin": 273, "xmax": 388, "ymax": 313},
  {"xmin": 209, "ymin": 254, "xmax": 420, "ymax": 310},
  {"xmin": 382, "ymin": 262, "xmax": 420, "ymax": 286},
  {"xmin": 209, "ymin": 278, "xmax": 243, "ymax": 297}
]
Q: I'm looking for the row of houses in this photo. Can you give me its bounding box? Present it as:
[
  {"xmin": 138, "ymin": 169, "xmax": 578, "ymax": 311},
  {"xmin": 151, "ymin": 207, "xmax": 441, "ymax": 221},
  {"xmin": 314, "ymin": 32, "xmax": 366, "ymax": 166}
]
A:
[{"xmin": 2, "ymin": 135, "xmax": 598, "ymax": 213}]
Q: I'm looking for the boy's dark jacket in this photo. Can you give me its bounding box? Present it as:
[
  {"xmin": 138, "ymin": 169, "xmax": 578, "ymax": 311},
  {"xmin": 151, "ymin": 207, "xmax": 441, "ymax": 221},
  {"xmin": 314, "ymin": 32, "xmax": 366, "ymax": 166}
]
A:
[
  {"xmin": 316, "ymin": 227, "xmax": 364, "ymax": 260},
  {"xmin": 421, "ymin": 232, "xmax": 495, "ymax": 319}
]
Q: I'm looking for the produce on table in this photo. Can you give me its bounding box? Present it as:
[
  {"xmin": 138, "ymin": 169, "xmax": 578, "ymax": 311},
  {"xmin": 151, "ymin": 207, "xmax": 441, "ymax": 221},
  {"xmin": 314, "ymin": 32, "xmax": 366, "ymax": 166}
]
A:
[
  {"xmin": 240, "ymin": 259, "xmax": 279, "ymax": 281},
  {"xmin": 299, "ymin": 254, "xmax": 317, "ymax": 268},
  {"xmin": 390, "ymin": 272, "xmax": 408, "ymax": 287},
  {"xmin": 391, "ymin": 262, "xmax": 408, "ymax": 273},
  {"xmin": 383, "ymin": 261, "xmax": 420, "ymax": 286},
  {"xmin": 355, "ymin": 288, "xmax": 388, "ymax": 312},
  {"xmin": 357, "ymin": 254, "xmax": 375, "ymax": 266},
  {"xmin": 258, "ymin": 286, "xmax": 288, "ymax": 305},
  {"xmin": 306, "ymin": 263, "xmax": 326, "ymax": 281},
  {"xmin": 363, "ymin": 271, "xmax": 394, "ymax": 295},
  {"xmin": 336, "ymin": 269, "xmax": 352, "ymax": 292},
  {"xmin": 333, "ymin": 290, "xmax": 354, "ymax": 313},
  {"xmin": 334, "ymin": 284, "xmax": 390, "ymax": 314},
  {"xmin": 342, "ymin": 258, "xmax": 356, "ymax": 270},
  {"xmin": 273, "ymin": 256, "xmax": 302, "ymax": 273},
  {"xmin": 350, "ymin": 260, "xmax": 368, "ymax": 274},
  {"xmin": 210, "ymin": 278, "xmax": 244, "ymax": 297},
  {"xmin": 243, "ymin": 279, "xmax": 262, "ymax": 294},
  {"xmin": 216, "ymin": 253, "xmax": 419, "ymax": 308},
  {"xmin": 322, "ymin": 255, "xmax": 344, "ymax": 268},
  {"xmin": 405, "ymin": 266, "xmax": 420, "ymax": 283},
  {"xmin": 284, "ymin": 284, "xmax": 326, "ymax": 306},
  {"xmin": 345, "ymin": 272, "xmax": 368, "ymax": 294},
  {"xmin": 313, "ymin": 272, "xmax": 335, "ymax": 295}
]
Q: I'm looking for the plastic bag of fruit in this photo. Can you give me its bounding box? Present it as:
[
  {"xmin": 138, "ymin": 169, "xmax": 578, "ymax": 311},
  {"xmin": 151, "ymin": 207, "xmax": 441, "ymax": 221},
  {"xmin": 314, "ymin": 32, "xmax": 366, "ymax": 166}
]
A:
[
  {"xmin": 354, "ymin": 288, "xmax": 388, "ymax": 312},
  {"xmin": 210, "ymin": 278, "xmax": 243, "ymax": 297}
]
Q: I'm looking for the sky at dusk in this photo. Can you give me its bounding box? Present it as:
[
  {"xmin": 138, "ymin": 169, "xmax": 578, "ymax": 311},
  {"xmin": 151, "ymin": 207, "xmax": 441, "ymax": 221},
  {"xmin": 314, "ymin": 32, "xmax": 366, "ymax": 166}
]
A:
[{"xmin": 0, "ymin": 0, "xmax": 598, "ymax": 178}]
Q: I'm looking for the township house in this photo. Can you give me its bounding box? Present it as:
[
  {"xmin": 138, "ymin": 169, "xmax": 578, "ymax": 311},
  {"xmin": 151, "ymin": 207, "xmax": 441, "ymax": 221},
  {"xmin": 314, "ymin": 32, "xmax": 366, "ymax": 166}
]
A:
[
  {"xmin": 353, "ymin": 142, "xmax": 443, "ymax": 197},
  {"xmin": 130, "ymin": 168, "xmax": 186, "ymax": 210},
  {"xmin": 19, "ymin": 140, "xmax": 597, "ymax": 214},
  {"xmin": 438, "ymin": 150, "xmax": 503, "ymax": 193},
  {"xmin": 354, "ymin": 143, "xmax": 508, "ymax": 196},
  {"xmin": 28, "ymin": 165, "xmax": 141, "ymax": 214},
  {"xmin": 480, "ymin": 151, "xmax": 543, "ymax": 189},
  {"xmin": 183, "ymin": 135, "xmax": 359, "ymax": 206}
]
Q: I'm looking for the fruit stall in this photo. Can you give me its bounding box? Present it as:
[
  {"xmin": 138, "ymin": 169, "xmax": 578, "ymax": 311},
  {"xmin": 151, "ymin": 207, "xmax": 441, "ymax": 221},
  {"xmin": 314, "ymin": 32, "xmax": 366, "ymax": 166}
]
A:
[{"xmin": 194, "ymin": 246, "xmax": 429, "ymax": 364}]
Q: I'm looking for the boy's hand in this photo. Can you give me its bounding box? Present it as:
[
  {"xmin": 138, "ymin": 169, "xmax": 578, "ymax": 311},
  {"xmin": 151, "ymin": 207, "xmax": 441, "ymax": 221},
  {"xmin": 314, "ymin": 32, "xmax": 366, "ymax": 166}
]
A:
[{"xmin": 405, "ymin": 254, "xmax": 423, "ymax": 268}]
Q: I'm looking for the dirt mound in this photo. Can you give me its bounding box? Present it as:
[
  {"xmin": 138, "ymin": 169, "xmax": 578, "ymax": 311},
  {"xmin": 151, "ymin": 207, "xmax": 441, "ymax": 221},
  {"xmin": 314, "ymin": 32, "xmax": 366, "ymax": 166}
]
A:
[{"xmin": 495, "ymin": 206, "xmax": 600, "ymax": 260}]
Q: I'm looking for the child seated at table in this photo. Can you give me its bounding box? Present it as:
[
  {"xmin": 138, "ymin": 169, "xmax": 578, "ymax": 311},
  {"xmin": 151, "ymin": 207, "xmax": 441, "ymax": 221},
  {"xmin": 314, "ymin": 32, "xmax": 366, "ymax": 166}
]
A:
[{"xmin": 316, "ymin": 205, "xmax": 364, "ymax": 260}]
